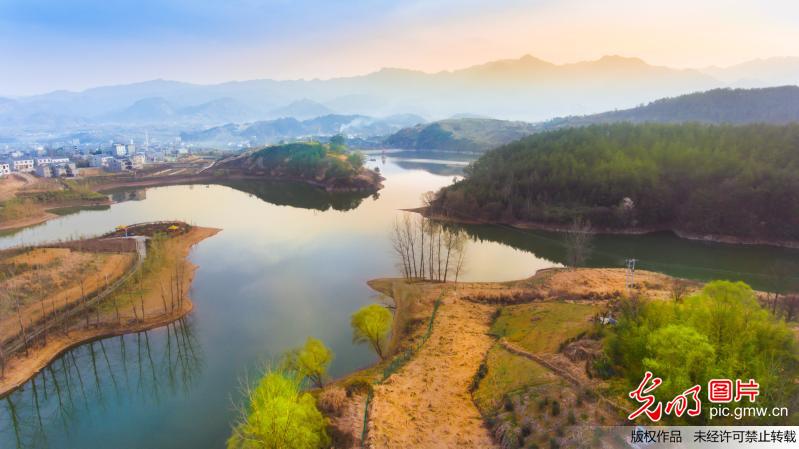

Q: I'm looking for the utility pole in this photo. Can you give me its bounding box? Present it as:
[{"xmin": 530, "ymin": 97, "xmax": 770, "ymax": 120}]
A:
[{"xmin": 625, "ymin": 258, "xmax": 638, "ymax": 294}]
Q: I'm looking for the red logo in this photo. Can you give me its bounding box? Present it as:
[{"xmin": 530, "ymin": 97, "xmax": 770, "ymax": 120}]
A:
[{"xmin": 628, "ymin": 372, "xmax": 760, "ymax": 421}]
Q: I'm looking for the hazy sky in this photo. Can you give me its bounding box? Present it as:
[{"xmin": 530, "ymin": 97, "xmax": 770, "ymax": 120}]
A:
[{"xmin": 1, "ymin": 0, "xmax": 798, "ymax": 95}]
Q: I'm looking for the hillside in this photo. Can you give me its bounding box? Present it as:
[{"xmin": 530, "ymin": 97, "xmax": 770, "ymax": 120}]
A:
[
  {"xmin": 384, "ymin": 118, "xmax": 539, "ymax": 152},
  {"xmin": 430, "ymin": 123, "xmax": 799, "ymax": 244},
  {"xmin": 545, "ymin": 86, "xmax": 799, "ymax": 128},
  {"xmin": 182, "ymin": 114, "xmax": 425, "ymax": 147},
  {"xmin": 214, "ymin": 142, "xmax": 383, "ymax": 192}
]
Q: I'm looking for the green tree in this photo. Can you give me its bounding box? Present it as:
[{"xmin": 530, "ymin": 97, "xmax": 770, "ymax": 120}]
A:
[
  {"xmin": 604, "ymin": 280, "xmax": 799, "ymax": 423},
  {"xmin": 347, "ymin": 152, "xmax": 365, "ymax": 170},
  {"xmin": 227, "ymin": 369, "xmax": 330, "ymax": 449},
  {"xmin": 642, "ymin": 324, "xmax": 715, "ymax": 399},
  {"xmin": 329, "ymin": 134, "xmax": 346, "ymax": 148},
  {"xmin": 283, "ymin": 337, "xmax": 334, "ymax": 389},
  {"xmin": 351, "ymin": 304, "xmax": 393, "ymax": 360}
]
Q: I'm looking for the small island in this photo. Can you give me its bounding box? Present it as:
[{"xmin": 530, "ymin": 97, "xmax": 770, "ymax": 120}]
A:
[{"xmin": 212, "ymin": 141, "xmax": 383, "ymax": 193}]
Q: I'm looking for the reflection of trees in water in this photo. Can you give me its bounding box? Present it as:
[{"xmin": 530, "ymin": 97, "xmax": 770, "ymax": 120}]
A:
[
  {"xmin": 109, "ymin": 188, "xmax": 147, "ymax": 203},
  {"xmin": 392, "ymin": 160, "xmax": 465, "ymax": 177},
  {"xmin": 0, "ymin": 318, "xmax": 201, "ymax": 449},
  {"xmin": 455, "ymin": 222, "xmax": 799, "ymax": 291},
  {"xmin": 220, "ymin": 180, "xmax": 373, "ymax": 212}
]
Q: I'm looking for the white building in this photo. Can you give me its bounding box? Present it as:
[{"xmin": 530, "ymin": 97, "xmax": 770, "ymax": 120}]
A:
[
  {"xmin": 107, "ymin": 158, "xmax": 133, "ymax": 172},
  {"xmin": 131, "ymin": 153, "xmax": 146, "ymax": 168},
  {"xmin": 113, "ymin": 143, "xmax": 127, "ymax": 157},
  {"xmin": 0, "ymin": 163, "xmax": 10, "ymax": 176},
  {"xmin": 35, "ymin": 157, "xmax": 52, "ymax": 166},
  {"xmin": 90, "ymin": 155, "xmax": 113, "ymax": 168},
  {"xmin": 11, "ymin": 159, "xmax": 34, "ymax": 172},
  {"xmin": 36, "ymin": 162, "xmax": 77, "ymax": 178},
  {"xmin": 35, "ymin": 164, "xmax": 53, "ymax": 178},
  {"xmin": 50, "ymin": 157, "xmax": 70, "ymax": 165}
]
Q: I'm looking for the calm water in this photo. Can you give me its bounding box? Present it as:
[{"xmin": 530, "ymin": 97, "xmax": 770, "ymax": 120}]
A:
[{"xmin": 1, "ymin": 152, "xmax": 798, "ymax": 448}]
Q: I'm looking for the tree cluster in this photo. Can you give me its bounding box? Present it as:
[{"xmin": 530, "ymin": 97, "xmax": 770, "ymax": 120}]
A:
[
  {"xmin": 603, "ymin": 280, "xmax": 798, "ymax": 423},
  {"xmin": 432, "ymin": 123, "xmax": 799, "ymax": 241}
]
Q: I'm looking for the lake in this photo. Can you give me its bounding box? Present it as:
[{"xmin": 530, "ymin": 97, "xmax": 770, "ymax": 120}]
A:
[{"xmin": 1, "ymin": 151, "xmax": 798, "ymax": 448}]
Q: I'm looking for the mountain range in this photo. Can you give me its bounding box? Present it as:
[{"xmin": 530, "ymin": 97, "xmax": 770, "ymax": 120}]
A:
[
  {"xmin": 543, "ymin": 86, "xmax": 799, "ymax": 128},
  {"xmin": 181, "ymin": 113, "xmax": 425, "ymax": 147},
  {"xmin": 384, "ymin": 86, "xmax": 799, "ymax": 152},
  {"xmin": 4, "ymin": 55, "xmax": 799, "ymax": 138}
]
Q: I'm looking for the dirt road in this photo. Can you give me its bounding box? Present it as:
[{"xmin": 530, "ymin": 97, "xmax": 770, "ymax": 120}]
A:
[{"xmin": 366, "ymin": 289, "xmax": 497, "ymax": 449}]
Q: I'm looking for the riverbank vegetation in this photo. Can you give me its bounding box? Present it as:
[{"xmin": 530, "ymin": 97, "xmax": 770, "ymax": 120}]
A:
[
  {"xmin": 228, "ymin": 368, "xmax": 331, "ymax": 449},
  {"xmin": 431, "ymin": 123, "xmax": 799, "ymax": 243},
  {"xmin": 600, "ymin": 280, "xmax": 799, "ymax": 424}
]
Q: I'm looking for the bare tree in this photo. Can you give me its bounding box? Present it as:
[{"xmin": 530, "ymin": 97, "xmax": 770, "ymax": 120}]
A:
[
  {"xmin": 670, "ymin": 279, "xmax": 691, "ymax": 303},
  {"xmin": 390, "ymin": 213, "xmax": 469, "ymax": 282},
  {"xmin": 564, "ymin": 217, "xmax": 593, "ymax": 269}
]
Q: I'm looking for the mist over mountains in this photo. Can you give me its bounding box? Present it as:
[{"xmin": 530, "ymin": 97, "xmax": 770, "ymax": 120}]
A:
[{"xmin": 3, "ymin": 54, "xmax": 799, "ymax": 142}]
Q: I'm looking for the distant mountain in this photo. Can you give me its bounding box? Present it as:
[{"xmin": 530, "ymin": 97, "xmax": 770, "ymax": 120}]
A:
[
  {"xmin": 544, "ymin": 86, "xmax": 799, "ymax": 128},
  {"xmin": 267, "ymin": 99, "xmax": 334, "ymax": 120},
  {"xmin": 107, "ymin": 97, "xmax": 177, "ymax": 123},
  {"xmin": 702, "ymin": 57, "xmax": 799, "ymax": 87},
  {"xmin": 385, "ymin": 118, "xmax": 539, "ymax": 152},
  {"xmin": 178, "ymin": 97, "xmax": 257, "ymax": 123},
  {"xmin": 0, "ymin": 55, "xmax": 729, "ymax": 133},
  {"xmin": 9, "ymin": 54, "xmax": 799, "ymax": 139},
  {"xmin": 181, "ymin": 113, "xmax": 425, "ymax": 146}
]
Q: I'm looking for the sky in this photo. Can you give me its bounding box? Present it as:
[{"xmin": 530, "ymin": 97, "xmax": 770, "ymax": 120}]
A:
[{"xmin": 1, "ymin": 0, "xmax": 799, "ymax": 95}]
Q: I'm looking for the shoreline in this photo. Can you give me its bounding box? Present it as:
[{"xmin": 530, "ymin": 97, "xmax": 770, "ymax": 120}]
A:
[
  {"xmin": 92, "ymin": 172, "xmax": 384, "ymax": 194},
  {"xmin": 0, "ymin": 172, "xmax": 382, "ymax": 234},
  {"xmin": 0, "ymin": 198, "xmax": 112, "ymax": 233},
  {"xmin": 0, "ymin": 226, "xmax": 220, "ymax": 397},
  {"xmin": 414, "ymin": 207, "xmax": 799, "ymax": 250}
]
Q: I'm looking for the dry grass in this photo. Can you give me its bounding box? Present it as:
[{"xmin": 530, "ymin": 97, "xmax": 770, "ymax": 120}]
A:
[
  {"xmin": 491, "ymin": 301, "xmax": 603, "ymax": 354},
  {"xmin": 318, "ymin": 386, "xmax": 348, "ymax": 416}
]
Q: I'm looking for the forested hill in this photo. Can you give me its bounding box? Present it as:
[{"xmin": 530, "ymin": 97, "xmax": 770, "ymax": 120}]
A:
[
  {"xmin": 214, "ymin": 142, "xmax": 382, "ymax": 192},
  {"xmin": 545, "ymin": 86, "xmax": 799, "ymax": 128},
  {"xmin": 384, "ymin": 118, "xmax": 539, "ymax": 152},
  {"xmin": 430, "ymin": 123, "xmax": 799, "ymax": 243}
]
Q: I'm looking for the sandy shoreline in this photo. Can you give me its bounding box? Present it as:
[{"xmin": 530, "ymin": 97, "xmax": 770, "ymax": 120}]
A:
[{"xmin": 0, "ymin": 226, "xmax": 220, "ymax": 397}]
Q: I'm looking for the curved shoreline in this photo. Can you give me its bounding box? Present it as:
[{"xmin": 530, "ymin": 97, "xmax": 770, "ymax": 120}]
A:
[
  {"xmin": 92, "ymin": 172, "xmax": 384, "ymax": 194},
  {"xmin": 415, "ymin": 207, "xmax": 799, "ymax": 250},
  {"xmin": 0, "ymin": 170, "xmax": 383, "ymax": 234},
  {"xmin": 0, "ymin": 226, "xmax": 220, "ymax": 397}
]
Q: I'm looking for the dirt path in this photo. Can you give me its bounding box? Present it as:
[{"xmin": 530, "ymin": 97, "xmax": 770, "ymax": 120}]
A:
[{"xmin": 366, "ymin": 290, "xmax": 497, "ymax": 449}]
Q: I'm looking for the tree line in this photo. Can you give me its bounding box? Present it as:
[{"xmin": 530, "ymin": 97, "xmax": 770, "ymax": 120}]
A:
[{"xmin": 431, "ymin": 123, "xmax": 799, "ymax": 241}]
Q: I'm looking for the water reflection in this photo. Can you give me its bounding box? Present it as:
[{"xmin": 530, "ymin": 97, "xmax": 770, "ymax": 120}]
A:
[
  {"xmin": 0, "ymin": 318, "xmax": 201, "ymax": 448},
  {"xmin": 109, "ymin": 188, "xmax": 147, "ymax": 203},
  {"xmin": 218, "ymin": 180, "xmax": 374, "ymax": 212},
  {"xmin": 457, "ymin": 223, "xmax": 799, "ymax": 291}
]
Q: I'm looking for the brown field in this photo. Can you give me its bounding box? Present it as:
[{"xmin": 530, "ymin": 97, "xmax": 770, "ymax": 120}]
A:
[
  {"xmin": 0, "ymin": 247, "xmax": 136, "ymax": 344},
  {"xmin": 0, "ymin": 225, "xmax": 220, "ymax": 396}
]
